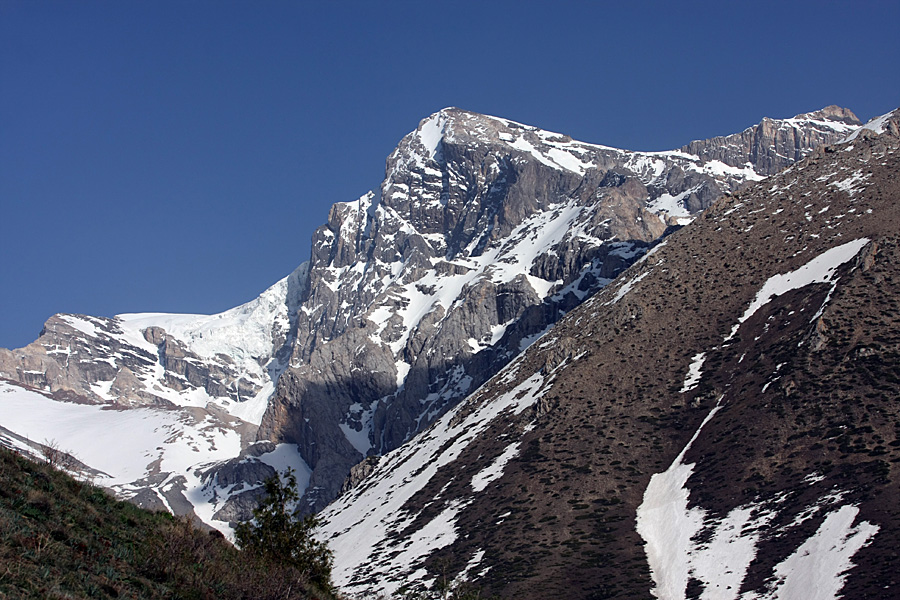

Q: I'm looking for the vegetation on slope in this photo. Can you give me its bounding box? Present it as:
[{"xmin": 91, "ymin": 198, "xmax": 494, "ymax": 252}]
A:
[
  {"xmin": 0, "ymin": 446, "xmax": 336, "ymax": 600},
  {"xmin": 235, "ymin": 468, "xmax": 335, "ymax": 595}
]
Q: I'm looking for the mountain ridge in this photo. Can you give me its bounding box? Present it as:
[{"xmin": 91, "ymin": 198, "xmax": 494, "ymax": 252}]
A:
[
  {"xmin": 0, "ymin": 104, "xmax": 864, "ymax": 531},
  {"xmin": 257, "ymin": 104, "xmax": 860, "ymax": 512}
]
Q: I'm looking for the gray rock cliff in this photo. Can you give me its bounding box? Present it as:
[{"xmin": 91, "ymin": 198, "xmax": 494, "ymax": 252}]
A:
[{"xmin": 255, "ymin": 107, "xmax": 858, "ymax": 512}]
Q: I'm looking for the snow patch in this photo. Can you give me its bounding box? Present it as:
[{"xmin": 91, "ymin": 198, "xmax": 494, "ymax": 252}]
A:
[
  {"xmin": 418, "ymin": 113, "xmax": 446, "ymax": 160},
  {"xmin": 690, "ymin": 505, "xmax": 776, "ymax": 600},
  {"xmin": 637, "ymin": 391, "xmax": 879, "ymax": 600},
  {"xmin": 470, "ymin": 441, "xmax": 522, "ymax": 492},
  {"xmin": 606, "ymin": 271, "xmax": 650, "ymax": 305},
  {"xmin": 58, "ymin": 315, "xmax": 99, "ymax": 337},
  {"xmin": 829, "ymin": 171, "xmax": 870, "ymax": 196},
  {"xmin": 744, "ymin": 505, "xmax": 878, "ymax": 600},
  {"xmin": 648, "ymin": 188, "xmax": 696, "ymax": 221},
  {"xmin": 636, "ymin": 403, "xmax": 722, "ymax": 599},
  {"xmin": 255, "ymin": 443, "xmax": 313, "ymax": 496},
  {"xmin": 843, "ymin": 109, "xmax": 896, "ymax": 142},
  {"xmin": 340, "ymin": 415, "xmax": 373, "ymax": 456},
  {"xmin": 679, "ymin": 353, "xmax": 706, "ymax": 393},
  {"xmin": 726, "ymin": 239, "xmax": 869, "ymax": 341}
]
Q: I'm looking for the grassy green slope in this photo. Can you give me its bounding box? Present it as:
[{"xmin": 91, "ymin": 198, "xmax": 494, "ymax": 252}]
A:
[{"xmin": 0, "ymin": 446, "xmax": 334, "ymax": 600}]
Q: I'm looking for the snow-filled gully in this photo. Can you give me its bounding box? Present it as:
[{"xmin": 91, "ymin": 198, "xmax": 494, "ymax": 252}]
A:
[
  {"xmin": 636, "ymin": 401, "xmax": 724, "ymax": 599},
  {"xmin": 635, "ymin": 398, "xmax": 878, "ymax": 600}
]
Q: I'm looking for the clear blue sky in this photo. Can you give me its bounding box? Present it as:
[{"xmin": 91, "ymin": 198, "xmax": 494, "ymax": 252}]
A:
[{"xmin": 2, "ymin": 0, "xmax": 898, "ymax": 349}]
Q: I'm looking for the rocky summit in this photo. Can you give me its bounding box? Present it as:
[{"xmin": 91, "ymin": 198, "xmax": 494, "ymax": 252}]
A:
[{"xmin": 1, "ymin": 105, "xmax": 887, "ymax": 595}]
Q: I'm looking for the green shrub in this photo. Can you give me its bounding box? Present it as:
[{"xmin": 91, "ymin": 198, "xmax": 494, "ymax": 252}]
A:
[{"xmin": 235, "ymin": 468, "xmax": 335, "ymax": 594}]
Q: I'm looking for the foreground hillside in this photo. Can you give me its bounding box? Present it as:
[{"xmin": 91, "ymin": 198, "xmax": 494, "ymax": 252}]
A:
[
  {"xmin": 0, "ymin": 446, "xmax": 332, "ymax": 600},
  {"xmin": 320, "ymin": 112, "xmax": 900, "ymax": 600}
]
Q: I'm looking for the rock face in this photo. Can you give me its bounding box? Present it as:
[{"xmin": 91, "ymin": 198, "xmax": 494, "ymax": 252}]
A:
[
  {"xmin": 256, "ymin": 107, "xmax": 859, "ymax": 511},
  {"xmin": 0, "ymin": 105, "xmax": 859, "ymax": 523},
  {"xmin": 318, "ymin": 109, "xmax": 900, "ymax": 600},
  {"xmin": 340, "ymin": 456, "xmax": 380, "ymax": 495},
  {"xmin": 681, "ymin": 105, "xmax": 861, "ymax": 176},
  {"xmin": 0, "ymin": 264, "xmax": 308, "ymax": 415}
]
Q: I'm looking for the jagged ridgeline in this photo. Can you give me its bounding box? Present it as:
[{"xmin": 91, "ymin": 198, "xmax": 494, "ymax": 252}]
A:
[
  {"xmin": 0, "ymin": 106, "xmax": 858, "ymax": 532},
  {"xmin": 320, "ymin": 110, "xmax": 900, "ymax": 599}
]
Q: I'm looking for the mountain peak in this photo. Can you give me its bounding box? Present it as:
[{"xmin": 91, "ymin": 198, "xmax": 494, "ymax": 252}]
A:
[
  {"xmin": 320, "ymin": 103, "xmax": 900, "ymax": 600},
  {"xmin": 794, "ymin": 104, "xmax": 861, "ymax": 125},
  {"xmin": 408, "ymin": 107, "xmax": 583, "ymax": 153},
  {"xmin": 0, "ymin": 103, "xmax": 872, "ymax": 545}
]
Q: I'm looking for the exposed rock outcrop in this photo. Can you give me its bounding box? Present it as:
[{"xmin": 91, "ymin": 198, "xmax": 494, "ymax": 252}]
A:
[{"xmin": 680, "ymin": 105, "xmax": 861, "ymax": 175}]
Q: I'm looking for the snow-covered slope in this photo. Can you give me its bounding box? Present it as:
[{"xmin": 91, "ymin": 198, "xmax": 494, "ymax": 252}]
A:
[
  {"xmin": 2, "ymin": 263, "xmax": 307, "ymax": 424},
  {"xmin": 0, "ymin": 379, "xmax": 313, "ymax": 534},
  {"xmin": 0, "ymin": 264, "xmax": 310, "ymax": 526},
  {"xmin": 843, "ymin": 107, "xmax": 899, "ymax": 142}
]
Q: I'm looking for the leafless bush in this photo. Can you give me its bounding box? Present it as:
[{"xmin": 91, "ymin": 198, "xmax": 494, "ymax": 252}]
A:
[
  {"xmin": 39, "ymin": 438, "xmax": 64, "ymax": 468},
  {"xmin": 39, "ymin": 438, "xmax": 80, "ymax": 473}
]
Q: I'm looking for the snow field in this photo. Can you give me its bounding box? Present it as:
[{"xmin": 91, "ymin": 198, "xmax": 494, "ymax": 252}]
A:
[
  {"xmin": 0, "ymin": 381, "xmax": 241, "ymax": 487},
  {"xmin": 842, "ymin": 109, "xmax": 897, "ymax": 142},
  {"xmin": 50, "ymin": 264, "xmax": 307, "ymax": 428},
  {"xmin": 0, "ymin": 381, "xmax": 312, "ymax": 537},
  {"xmin": 636, "ymin": 397, "xmax": 878, "ymax": 600},
  {"xmin": 637, "ymin": 404, "xmax": 722, "ymax": 599},
  {"xmin": 743, "ymin": 505, "xmax": 878, "ymax": 600}
]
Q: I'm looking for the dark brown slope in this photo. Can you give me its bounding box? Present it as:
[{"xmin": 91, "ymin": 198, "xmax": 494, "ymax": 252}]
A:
[
  {"xmin": 465, "ymin": 117, "xmax": 900, "ymax": 598},
  {"xmin": 323, "ymin": 113, "xmax": 900, "ymax": 599}
]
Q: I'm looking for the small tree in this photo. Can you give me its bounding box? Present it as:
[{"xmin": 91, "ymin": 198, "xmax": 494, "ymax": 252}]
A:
[{"xmin": 234, "ymin": 468, "xmax": 334, "ymax": 593}]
